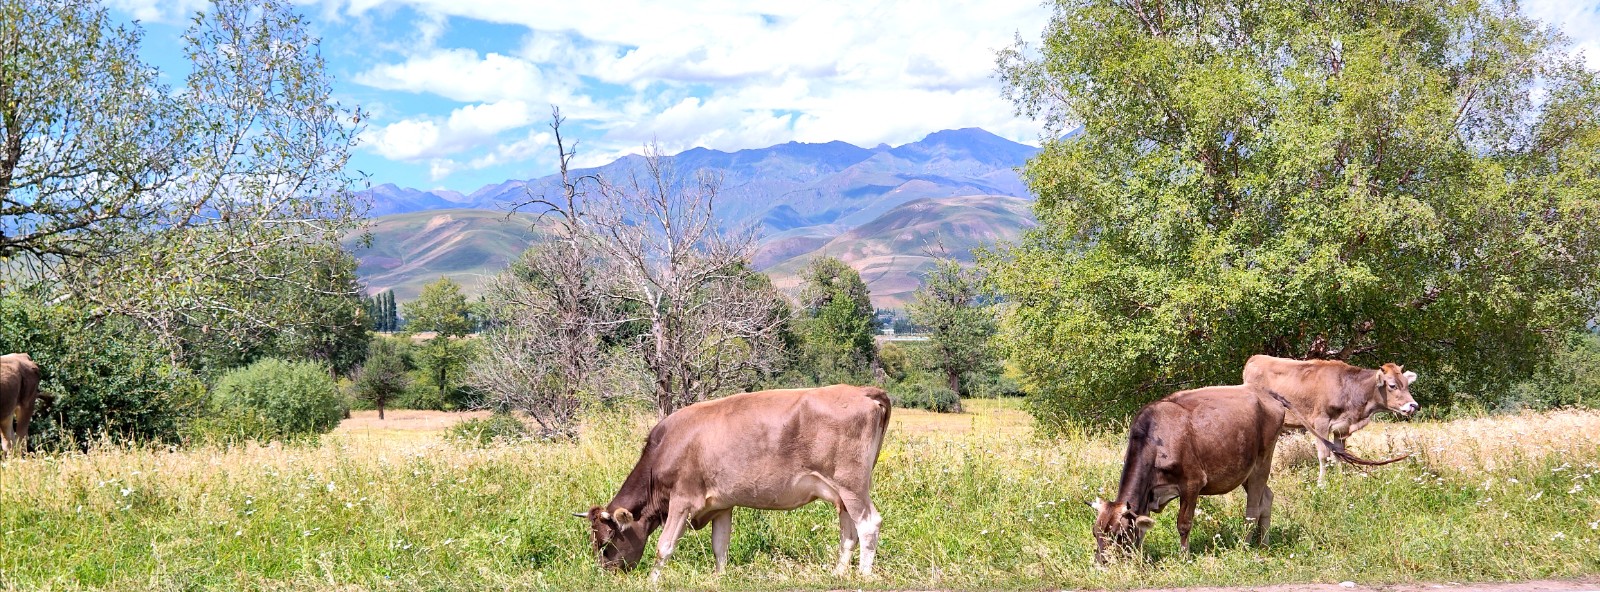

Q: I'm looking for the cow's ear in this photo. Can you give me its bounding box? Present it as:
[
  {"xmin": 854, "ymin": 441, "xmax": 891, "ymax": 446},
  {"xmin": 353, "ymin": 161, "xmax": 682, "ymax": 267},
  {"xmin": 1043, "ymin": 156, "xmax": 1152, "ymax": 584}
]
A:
[
  {"xmin": 613, "ymin": 508, "xmax": 635, "ymax": 528},
  {"xmin": 1403, "ymin": 370, "xmax": 1418, "ymax": 384},
  {"xmin": 1134, "ymin": 516, "xmax": 1156, "ymax": 532},
  {"xmin": 1088, "ymin": 498, "xmax": 1105, "ymax": 513}
]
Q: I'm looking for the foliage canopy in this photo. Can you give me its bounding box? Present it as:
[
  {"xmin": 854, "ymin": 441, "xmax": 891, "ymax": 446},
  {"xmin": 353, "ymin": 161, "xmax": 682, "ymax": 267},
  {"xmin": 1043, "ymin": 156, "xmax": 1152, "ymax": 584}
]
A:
[{"xmin": 992, "ymin": 0, "xmax": 1600, "ymax": 427}]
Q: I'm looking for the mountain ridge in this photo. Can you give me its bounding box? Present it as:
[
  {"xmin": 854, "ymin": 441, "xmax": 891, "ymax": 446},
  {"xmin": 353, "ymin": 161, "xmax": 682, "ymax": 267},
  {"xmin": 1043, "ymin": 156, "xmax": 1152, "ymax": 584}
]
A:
[{"xmin": 350, "ymin": 128, "xmax": 1042, "ymax": 306}]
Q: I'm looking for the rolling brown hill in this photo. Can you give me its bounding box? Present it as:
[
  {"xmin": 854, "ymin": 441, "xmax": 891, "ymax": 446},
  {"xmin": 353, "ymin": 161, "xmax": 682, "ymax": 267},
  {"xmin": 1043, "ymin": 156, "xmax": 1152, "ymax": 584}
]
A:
[
  {"xmin": 758, "ymin": 194, "xmax": 1035, "ymax": 307},
  {"xmin": 349, "ymin": 196, "xmax": 1034, "ymax": 308},
  {"xmin": 344, "ymin": 209, "xmax": 544, "ymax": 301}
]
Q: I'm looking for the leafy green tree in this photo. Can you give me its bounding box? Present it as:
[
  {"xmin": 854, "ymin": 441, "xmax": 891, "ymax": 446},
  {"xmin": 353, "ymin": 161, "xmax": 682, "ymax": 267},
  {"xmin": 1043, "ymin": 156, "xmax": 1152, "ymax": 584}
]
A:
[
  {"xmin": 402, "ymin": 276, "xmax": 476, "ymax": 404},
  {"xmin": 351, "ymin": 338, "xmax": 410, "ymax": 420},
  {"xmin": 992, "ymin": 0, "xmax": 1600, "ymax": 428},
  {"xmin": 403, "ymin": 277, "xmax": 473, "ymax": 338},
  {"xmin": 797, "ymin": 256, "xmax": 878, "ymax": 383},
  {"xmin": 1, "ymin": 0, "xmax": 366, "ymax": 374},
  {"xmin": 363, "ymin": 291, "xmax": 400, "ymax": 333},
  {"xmin": 909, "ymin": 260, "xmax": 997, "ymax": 405}
]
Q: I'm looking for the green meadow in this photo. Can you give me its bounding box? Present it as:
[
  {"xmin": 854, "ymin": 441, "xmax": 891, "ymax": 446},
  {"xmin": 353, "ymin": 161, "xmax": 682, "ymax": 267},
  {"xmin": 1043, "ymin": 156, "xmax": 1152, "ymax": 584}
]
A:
[{"xmin": 4, "ymin": 400, "xmax": 1599, "ymax": 591}]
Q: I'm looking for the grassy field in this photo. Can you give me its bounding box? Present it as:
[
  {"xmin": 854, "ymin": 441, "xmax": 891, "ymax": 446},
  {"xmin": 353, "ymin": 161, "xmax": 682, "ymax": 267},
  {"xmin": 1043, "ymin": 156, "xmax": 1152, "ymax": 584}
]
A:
[{"xmin": 3, "ymin": 399, "xmax": 1599, "ymax": 591}]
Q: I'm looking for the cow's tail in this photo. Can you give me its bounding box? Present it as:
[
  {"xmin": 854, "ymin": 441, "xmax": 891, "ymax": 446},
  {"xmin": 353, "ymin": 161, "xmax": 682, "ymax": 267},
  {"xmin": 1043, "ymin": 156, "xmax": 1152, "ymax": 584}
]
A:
[
  {"xmin": 863, "ymin": 386, "xmax": 892, "ymax": 469},
  {"xmin": 1263, "ymin": 389, "xmax": 1410, "ymax": 467}
]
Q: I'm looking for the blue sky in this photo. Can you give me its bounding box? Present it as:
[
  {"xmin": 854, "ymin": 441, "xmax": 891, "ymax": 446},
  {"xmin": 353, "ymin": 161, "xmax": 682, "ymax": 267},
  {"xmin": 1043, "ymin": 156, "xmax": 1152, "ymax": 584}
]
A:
[{"xmin": 108, "ymin": 0, "xmax": 1600, "ymax": 194}]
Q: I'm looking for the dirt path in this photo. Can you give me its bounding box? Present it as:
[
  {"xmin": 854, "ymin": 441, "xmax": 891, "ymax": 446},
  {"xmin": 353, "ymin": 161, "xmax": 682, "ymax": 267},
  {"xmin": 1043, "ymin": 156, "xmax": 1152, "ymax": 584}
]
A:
[{"xmin": 1108, "ymin": 578, "xmax": 1600, "ymax": 592}]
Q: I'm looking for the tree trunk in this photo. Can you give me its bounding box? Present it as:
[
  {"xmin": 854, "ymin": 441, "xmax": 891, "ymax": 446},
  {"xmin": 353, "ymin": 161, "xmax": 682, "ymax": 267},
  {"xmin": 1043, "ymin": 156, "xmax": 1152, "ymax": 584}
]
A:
[
  {"xmin": 947, "ymin": 367, "xmax": 965, "ymax": 413},
  {"xmin": 378, "ymin": 401, "xmax": 385, "ymax": 421}
]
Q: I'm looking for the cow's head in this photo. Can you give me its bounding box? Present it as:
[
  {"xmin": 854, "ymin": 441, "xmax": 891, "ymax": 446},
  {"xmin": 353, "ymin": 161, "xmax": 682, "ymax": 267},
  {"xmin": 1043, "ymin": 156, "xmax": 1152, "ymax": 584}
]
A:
[
  {"xmin": 576, "ymin": 506, "xmax": 646, "ymax": 571},
  {"xmin": 1088, "ymin": 498, "xmax": 1154, "ymax": 564},
  {"xmin": 1376, "ymin": 363, "xmax": 1420, "ymax": 417}
]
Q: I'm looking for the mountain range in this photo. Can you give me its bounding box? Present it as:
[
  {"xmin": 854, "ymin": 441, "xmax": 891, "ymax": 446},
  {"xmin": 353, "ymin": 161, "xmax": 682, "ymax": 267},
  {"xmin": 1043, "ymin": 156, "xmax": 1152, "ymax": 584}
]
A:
[{"xmin": 347, "ymin": 128, "xmax": 1041, "ymax": 306}]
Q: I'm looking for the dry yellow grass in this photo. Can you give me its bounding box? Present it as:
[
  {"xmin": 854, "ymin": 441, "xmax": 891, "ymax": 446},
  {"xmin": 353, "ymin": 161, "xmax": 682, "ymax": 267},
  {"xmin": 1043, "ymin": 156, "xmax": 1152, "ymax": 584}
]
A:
[{"xmin": 1273, "ymin": 408, "xmax": 1600, "ymax": 476}]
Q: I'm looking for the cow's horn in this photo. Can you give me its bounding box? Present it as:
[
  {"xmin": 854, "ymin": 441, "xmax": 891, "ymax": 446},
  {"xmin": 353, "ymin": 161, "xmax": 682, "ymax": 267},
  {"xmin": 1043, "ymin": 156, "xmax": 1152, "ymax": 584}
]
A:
[{"xmin": 572, "ymin": 512, "xmax": 588, "ymax": 518}]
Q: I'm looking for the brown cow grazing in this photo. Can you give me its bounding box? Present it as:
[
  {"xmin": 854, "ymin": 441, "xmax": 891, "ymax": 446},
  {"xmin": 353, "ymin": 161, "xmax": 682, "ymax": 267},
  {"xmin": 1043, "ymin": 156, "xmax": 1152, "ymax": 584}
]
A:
[
  {"xmin": 577, "ymin": 384, "xmax": 891, "ymax": 582},
  {"xmin": 1, "ymin": 353, "xmax": 45, "ymax": 455},
  {"xmin": 1243, "ymin": 355, "xmax": 1418, "ymax": 484},
  {"xmin": 1090, "ymin": 385, "xmax": 1392, "ymax": 564}
]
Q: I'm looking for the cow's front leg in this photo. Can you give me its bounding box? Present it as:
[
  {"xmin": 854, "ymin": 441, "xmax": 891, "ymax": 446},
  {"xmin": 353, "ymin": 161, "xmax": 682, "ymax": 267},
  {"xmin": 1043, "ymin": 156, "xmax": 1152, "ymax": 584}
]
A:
[
  {"xmin": 650, "ymin": 506, "xmax": 692, "ymax": 584},
  {"xmin": 710, "ymin": 510, "xmax": 733, "ymax": 574},
  {"xmin": 1176, "ymin": 494, "xmax": 1197, "ymax": 556}
]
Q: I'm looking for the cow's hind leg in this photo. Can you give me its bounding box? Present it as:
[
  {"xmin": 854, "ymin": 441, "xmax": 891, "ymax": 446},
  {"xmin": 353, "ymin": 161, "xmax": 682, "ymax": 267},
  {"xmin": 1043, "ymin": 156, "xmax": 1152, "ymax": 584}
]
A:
[
  {"xmin": 1310, "ymin": 419, "xmax": 1334, "ymax": 487},
  {"xmin": 833, "ymin": 505, "xmax": 858, "ymax": 575},
  {"xmin": 0, "ymin": 408, "xmax": 14, "ymax": 456},
  {"xmin": 799, "ymin": 472, "xmax": 879, "ymax": 577},
  {"xmin": 1245, "ymin": 466, "xmax": 1274, "ymax": 546},
  {"xmin": 710, "ymin": 510, "xmax": 733, "ymax": 574},
  {"xmin": 852, "ymin": 499, "xmax": 882, "ymax": 576}
]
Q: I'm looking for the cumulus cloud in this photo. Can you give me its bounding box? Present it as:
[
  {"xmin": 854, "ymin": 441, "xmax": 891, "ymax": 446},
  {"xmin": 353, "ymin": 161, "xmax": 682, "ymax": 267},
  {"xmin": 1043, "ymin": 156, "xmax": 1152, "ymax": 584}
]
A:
[
  {"xmin": 106, "ymin": 0, "xmax": 208, "ymax": 22},
  {"xmin": 356, "ymin": 49, "xmax": 558, "ymax": 103},
  {"xmin": 330, "ymin": 0, "xmax": 1600, "ymax": 185},
  {"xmin": 367, "ymin": 99, "xmax": 537, "ymax": 161},
  {"xmin": 340, "ymin": 0, "xmax": 1052, "ymax": 163},
  {"xmin": 1522, "ymin": 0, "xmax": 1600, "ymax": 70}
]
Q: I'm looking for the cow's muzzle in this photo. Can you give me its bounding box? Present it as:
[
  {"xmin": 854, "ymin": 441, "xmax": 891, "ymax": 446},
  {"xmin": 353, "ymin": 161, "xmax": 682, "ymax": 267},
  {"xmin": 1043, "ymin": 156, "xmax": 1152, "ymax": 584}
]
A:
[{"xmin": 1396, "ymin": 402, "xmax": 1419, "ymax": 417}]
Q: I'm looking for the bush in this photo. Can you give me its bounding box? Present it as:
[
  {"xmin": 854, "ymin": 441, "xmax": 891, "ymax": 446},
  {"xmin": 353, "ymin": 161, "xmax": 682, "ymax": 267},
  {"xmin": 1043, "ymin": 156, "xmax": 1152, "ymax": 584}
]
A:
[
  {"xmin": 1500, "ymin": 331, "xmax": 1600, "ymax": 412},
  {"xmin": 0, "ymin": 296, "xmax": 205, "ymax": 449},
  {"xmin": 446, "ymin": 412, "xmax": 530, "ymax": 447},
  {"xmin": 209, "ymin": 358, "xmax": 343, "ymax": 441},
  {"xmin": 964, "ymin": 371, "xmax": 1025, "ymax": 399},
  {"xmin": 889, "ymin": 380, "xmax": 962, "ymax": 413}
]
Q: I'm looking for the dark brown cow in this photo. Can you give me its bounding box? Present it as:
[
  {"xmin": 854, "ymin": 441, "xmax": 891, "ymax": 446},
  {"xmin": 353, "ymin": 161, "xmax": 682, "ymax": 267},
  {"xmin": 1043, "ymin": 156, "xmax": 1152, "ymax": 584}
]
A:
[
  {"xmin": 1, "ymin": 353, "xmax": 45, "ymax": 455},
  {"xmin": 1090, "ymin": 385, "xmax": 1389, "ymax": 563},
  {"xmin": 1243, "ymin": 355, "xmax": 1418, "ymax": 484},
  {"xmin": 577, "ymin": 384, "xmax": 891, "ymax": 581}
]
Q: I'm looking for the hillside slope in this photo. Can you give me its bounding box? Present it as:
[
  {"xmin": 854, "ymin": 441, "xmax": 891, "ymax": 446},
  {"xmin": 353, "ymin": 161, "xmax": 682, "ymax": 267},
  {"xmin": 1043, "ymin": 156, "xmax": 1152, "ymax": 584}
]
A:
[
  {"xmin": 760, "ymin": 195, "xmax": 1035, "ymax": 307},
  {"xmin": 345, "ymin": 209, "xmax": 543, "ymax": 300}
]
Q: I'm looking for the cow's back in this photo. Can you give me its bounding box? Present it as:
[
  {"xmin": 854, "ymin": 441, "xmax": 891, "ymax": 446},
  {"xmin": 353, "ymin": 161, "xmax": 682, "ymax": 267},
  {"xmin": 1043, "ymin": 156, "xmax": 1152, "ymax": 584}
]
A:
[
  {"xmin": 1242, "ymin": 355, "xmax": 1344, "ymax": 430},
  {"xmin": 1153, "ymin": 386, "xmax": 1284, "ymax": 492},
  {"xmin": 647, "ymin": 385, "xmax": 891, "ymax": 497}
]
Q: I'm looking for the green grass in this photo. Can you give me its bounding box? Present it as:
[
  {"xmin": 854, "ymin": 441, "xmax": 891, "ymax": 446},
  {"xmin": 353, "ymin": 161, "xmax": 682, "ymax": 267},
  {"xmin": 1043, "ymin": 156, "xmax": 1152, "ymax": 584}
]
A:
[{"xmin": 3, "ymin": 400, "xmax": 1599, "ymax": 590}]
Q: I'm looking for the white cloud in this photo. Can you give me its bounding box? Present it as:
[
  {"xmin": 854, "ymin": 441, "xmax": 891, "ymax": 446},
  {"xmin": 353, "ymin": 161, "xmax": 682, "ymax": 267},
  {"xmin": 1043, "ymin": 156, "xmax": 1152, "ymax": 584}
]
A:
[
  {"xmin": 1522, "ymin": 0, "xmax": 1600, "ymax": 70},
  {"xmin": 367, "ymin": 99, "xmax": 538, "ymax": 161},
  {"xmin": 369, "ymin": 119, "xmax": 440, "ymax": 160},
  {"xmin": 331, "ymin": 0, "xmax": 1600, "ymax": 185},
  {"xmin": 107, "ymin": 0, "xmax": 208, "ymax": 22},
  {"xmin": 355, "ymin": 49, "xmax": 559, "ymax": 103},
  {"xmin": 339, "ymin": 0, "xmax": 1051, "ymax": 163}
]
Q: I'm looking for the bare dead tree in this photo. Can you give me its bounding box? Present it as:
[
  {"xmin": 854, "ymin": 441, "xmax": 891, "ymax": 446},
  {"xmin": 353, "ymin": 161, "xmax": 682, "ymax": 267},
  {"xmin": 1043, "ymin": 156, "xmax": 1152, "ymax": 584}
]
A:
[
  {"xmin": 468, "ymin": 107, "xmax": 607, "ymax": 437},
  {"xmin": 587, "ymin": 144, "xmax": 789, "ymax": 416}
]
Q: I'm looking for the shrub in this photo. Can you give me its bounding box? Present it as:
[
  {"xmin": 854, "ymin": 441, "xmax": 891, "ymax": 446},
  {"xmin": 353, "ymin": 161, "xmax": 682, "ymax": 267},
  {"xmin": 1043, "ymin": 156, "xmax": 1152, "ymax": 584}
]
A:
[
  {"xmin": 964, "ymin": 371, "xmax": 1025, "ymax": 399},
  {"xmin": 0, "ymin": 296, "xmax": 205, "ymax": 449},
  {"xmin": 210, "ymin": 358, "xmax": 343, "ymax": 441},
  {"xmin": 446, "ymin": 412, "xmax": 530, "ymax": 447},
  {"xmin": 889, "ymin": 380, "xmax": 962, "ymax": 413}
]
